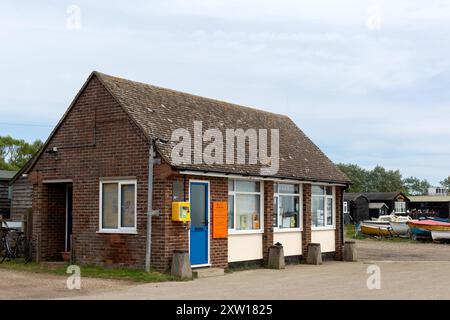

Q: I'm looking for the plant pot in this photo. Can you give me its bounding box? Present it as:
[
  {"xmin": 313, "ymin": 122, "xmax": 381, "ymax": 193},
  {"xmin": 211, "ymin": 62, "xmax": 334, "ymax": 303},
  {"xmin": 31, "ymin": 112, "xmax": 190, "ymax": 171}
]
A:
[{"xmin": 61, "ymin": 251, "xmax": 71, "ymax": 262}]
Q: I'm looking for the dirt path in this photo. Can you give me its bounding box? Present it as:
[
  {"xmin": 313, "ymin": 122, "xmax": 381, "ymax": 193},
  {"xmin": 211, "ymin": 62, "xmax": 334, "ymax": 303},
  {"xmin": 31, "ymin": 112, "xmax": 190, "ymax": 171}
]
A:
[
  {"xmin": 0, "ymin": 269, "xmax": 134, "ymax": 299},
  {"xmin": 3, "ymin": 240, "xmax": 450, "ymax": 299}
]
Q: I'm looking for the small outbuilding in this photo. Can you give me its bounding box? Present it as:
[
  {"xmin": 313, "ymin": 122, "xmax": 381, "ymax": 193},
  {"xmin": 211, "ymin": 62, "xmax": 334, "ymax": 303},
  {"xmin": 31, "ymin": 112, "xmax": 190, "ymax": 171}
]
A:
[
  {"xmin": 409, "ymin": 195, "xmax": 450, "ymax": 219},
  {"xmin": 0, "ymin": 170, "xmax": 16, "ymax": 218},
  {"xmin": 343, "ymin": 193, "xmax": 369, "ymax": 223}
]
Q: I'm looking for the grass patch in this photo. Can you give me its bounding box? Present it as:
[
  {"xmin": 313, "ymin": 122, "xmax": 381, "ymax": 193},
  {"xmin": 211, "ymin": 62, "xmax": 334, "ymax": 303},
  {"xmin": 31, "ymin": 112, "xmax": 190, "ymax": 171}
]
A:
[
  {"xmin": 0, "ymin": 260, "xmax": 184, "ymax": 283},
  {"xmin": 345, "ymin": 224, "xmax": 418, "ymax": 243}
]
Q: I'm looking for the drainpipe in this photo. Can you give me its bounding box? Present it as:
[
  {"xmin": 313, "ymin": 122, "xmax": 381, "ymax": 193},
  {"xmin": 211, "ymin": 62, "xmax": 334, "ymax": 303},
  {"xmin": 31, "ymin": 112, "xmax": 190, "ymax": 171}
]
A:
[{"xmin": 145, "ymin": 141, "xmax": 156, "ymax": 273}]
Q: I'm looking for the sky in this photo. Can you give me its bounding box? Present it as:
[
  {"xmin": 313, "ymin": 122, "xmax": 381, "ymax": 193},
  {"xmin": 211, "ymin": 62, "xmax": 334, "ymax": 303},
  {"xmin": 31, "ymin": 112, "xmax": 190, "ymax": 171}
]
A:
[{"xmin": 1, "ymin": 0, "xmax": 449, "ymax": 184}]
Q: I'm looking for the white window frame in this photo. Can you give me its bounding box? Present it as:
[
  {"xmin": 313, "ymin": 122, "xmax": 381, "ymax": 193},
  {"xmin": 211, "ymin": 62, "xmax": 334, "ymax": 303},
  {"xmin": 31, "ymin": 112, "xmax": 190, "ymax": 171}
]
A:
[
  {"xmin": 311, "ymin": 184, "xmax": 336, "ymax": 230},
  {"xmin": 98, "ymin": 180, "xmax": 137, "ymax": 234},
  {"xmin": 395, "ymin": 201, "xmax": 406, "ymax": 214},
  {"xmin": 274, "ymin": 183, "xmax": 303, "ymax": 232},
  {"xmin": 228, "ymin": 179, "xmax": 264, "ymax": 235}
]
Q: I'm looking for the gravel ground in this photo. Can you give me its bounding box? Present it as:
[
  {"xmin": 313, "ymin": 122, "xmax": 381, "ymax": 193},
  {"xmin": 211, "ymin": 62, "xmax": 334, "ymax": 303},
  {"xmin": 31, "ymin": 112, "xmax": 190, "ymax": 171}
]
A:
[
  {"xmin": 355, "ymin": 239, "xmax": 450, "ymax": 261},
  {"xmin": 0, "ymin": 269, "xmax": 135, "ymax": 299},
  {"xmin": 2, "ymin": 239, "xmax": 450, "ymax": 299}
]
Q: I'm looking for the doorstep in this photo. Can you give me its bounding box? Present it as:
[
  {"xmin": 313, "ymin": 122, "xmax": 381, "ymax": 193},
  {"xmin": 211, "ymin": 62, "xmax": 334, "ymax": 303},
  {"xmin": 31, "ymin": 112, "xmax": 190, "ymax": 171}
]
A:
[{"xmin": 192, "ymin": 267, "xmax": 225, "ymax": 279}]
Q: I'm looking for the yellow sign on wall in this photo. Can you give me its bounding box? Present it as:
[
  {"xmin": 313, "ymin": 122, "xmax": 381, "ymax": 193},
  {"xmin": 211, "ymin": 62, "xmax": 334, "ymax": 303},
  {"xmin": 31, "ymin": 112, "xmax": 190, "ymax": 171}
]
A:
[{"xmin": 213, "ymin": 202, "xmax": 228, "ymax": 239}]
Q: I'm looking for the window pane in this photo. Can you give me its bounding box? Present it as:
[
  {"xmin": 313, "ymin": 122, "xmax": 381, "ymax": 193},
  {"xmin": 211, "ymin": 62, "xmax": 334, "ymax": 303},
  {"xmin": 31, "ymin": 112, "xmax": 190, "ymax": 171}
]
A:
[
  {"xmin": 228, "ymin": 195, "xmax": 234, "ymax": 229},
  {"xmin": 228, "ymin": 180, "xmax": 234, "ymax": 192},
  {"xmin": 279, "ymin": 195, "xmax": 299, "ymax": 228},
  {"xmin": 326, "ymin": 186, "xmax": 333, "ymax": 195},
  {"xmin": 191, "ymin": 184, "xmax": 206, "ymax": 227},
  {"xmin": 312, "ymin": 185, "xmax": 325, "ymax": 195},
  {"xmin": 278, "ymin": 183, "xmax": 299, "ymax": 194},
  {"xmin": 236, "ymin": 194, "xmax": 260, "ymax": 230},
  {"xmin": 236, "ymin": 180, "xmax": 260, "ymax": 192},
  {"xmin": 121, "ymin": 184, "xmax": 135, "ymax": 228},
  {"xmin": 312, "ymin": 196, "xmax": 325, "ymax": 227},
  {"xmin": 172, "ymin": 181, "xmax": 184, "ymax": 201},
  {"xmin": 102, "ymin": 183, "xmax": 118, "ymax": 229},
  {"xmin": 326, "ymin": 197, "xmax": 333, "ymax": 226}
]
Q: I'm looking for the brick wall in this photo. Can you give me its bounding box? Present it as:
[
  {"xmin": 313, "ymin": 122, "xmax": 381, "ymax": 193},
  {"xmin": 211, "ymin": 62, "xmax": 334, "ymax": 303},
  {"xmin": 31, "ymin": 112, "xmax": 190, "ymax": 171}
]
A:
[
  {"xmin": 302, "ymin": 184, "xmax": 312, "ymax": 257},
  {"xmin": 156, "ymin": 174, "xmax": 229, "ymax": 270},
  {"xmin": 334, "ymin": 186, "xmax": 344, "ymax": 260},
  {"xmin": 30, "ymin": 75, "xmax": 151, "ymax": 268},
  {"xmin": 263, "ymin": 181, "xmax": 274, "ymax": 263}
]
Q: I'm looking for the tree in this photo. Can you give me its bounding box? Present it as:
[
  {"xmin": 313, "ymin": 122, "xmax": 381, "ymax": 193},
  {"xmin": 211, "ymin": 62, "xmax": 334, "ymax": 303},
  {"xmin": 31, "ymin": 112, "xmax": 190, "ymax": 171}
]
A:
[
  {"xmin": 441, "ymin": 176, "xmax": 450, "ymax": 189},
  {"xmin": 336, "ymin": 163, "xmax": 368, "ymax": 193},
  {"xmin": 403, "ymin": 176, "xmax": 431, "ymax": 196},
  {"xmin": 0, "ymin": 136, "xmax": 43, "ymax": 171},
  {"xmin": 366, "ymin": 165, "xmax": 405, "ymax": 193}
]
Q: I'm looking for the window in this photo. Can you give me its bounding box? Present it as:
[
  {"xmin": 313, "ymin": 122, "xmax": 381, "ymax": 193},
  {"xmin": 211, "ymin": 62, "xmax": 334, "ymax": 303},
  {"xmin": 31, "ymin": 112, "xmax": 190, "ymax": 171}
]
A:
[
  {"xmin": 343, "ymin": 201, "xmax": 348, "ymax": 214},
  {"xmin": 100, "ymin": 180, "xmax": 137, "ymax": 233},
  {"xmin": 395, "ymin": 201, "xmax": 406, "ymax": 214},
  {"xmin": 312, "ymin": 185, "xmax": 334, "ymax": 228},
  {"xmin": 273, "ymin": 183, "xmax": 302, "ymax": 229},
  {"xmin": 228, "ymin": 180, "xmax": 262, "ymax": 231},
  {"xmin": 7, "ymin": 186, "xmax": 12, "ymax": 200}
]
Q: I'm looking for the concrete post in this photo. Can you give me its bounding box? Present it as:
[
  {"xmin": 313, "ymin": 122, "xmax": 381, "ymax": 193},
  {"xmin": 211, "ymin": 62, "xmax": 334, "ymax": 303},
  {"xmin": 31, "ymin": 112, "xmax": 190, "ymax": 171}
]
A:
[
  {"xmin": 306, "ymin": 243, "xmax": 322, "ymax": 265},
  {"xmin": 171, "ymin": 250, "xmax": 192, "ymax": 279},
  {"xmin": 268, "ymin": 243, "xmax": 285, "ymax": 269},
  {"xmin": 343, "ymin": 241, "xmax": 357, "ymax": 262}
]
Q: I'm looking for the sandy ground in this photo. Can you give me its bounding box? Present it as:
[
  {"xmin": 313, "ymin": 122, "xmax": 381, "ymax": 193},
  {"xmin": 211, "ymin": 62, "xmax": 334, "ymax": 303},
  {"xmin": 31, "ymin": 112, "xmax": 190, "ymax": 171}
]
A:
[{"xmin": 1, "ymin": 239, "xmax": 450, "ymax": 299}]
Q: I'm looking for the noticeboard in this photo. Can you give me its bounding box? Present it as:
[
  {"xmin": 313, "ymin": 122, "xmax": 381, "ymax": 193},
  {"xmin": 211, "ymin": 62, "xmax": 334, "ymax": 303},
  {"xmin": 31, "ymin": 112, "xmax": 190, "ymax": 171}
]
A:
[{"xmin": 212, "ymin": 202, "xmax": 228, "ymax": 239}]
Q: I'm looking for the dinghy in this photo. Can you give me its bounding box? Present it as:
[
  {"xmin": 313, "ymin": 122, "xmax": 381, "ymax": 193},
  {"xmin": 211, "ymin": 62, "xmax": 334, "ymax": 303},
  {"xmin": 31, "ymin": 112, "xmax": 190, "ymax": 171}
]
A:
[
  {"xmin": 431, "ymin": 230, "xmax": 450, "ymax": 241},
  {"xmin": 360, "ymin": 221, "xmax": 393, "ymax": 237}
]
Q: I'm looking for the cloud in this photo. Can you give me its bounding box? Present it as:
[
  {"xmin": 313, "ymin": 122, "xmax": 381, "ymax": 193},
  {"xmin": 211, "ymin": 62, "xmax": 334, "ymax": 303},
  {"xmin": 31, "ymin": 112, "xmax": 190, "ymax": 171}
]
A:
[{"xmin": 0, "ymin": 0, "xmax": 449, "ymax": 184}]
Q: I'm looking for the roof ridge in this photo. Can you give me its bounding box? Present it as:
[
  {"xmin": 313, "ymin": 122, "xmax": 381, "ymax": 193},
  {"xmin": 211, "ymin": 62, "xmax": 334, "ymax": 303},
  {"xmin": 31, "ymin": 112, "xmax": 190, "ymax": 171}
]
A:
[{"xmin": 94, "ymin": 71, "xmax": 290, "ymax": 119}]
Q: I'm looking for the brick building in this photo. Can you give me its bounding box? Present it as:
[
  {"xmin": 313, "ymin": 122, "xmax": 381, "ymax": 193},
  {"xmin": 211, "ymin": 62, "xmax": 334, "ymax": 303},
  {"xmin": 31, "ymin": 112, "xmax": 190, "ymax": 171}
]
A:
[{"xmin": 23, "ymin": 71, "xmax": 350, "ymax": 271}]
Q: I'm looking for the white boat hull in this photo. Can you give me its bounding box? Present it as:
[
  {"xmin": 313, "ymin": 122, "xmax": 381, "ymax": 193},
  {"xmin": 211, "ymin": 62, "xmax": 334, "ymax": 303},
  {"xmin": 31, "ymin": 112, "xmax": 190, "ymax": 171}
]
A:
[
  {"xmin": 431, "ymin": 230, "xmax": 450, "ymax": 241},
  {"xmin": 389, "ymin": 221, "xmax": 409, "ymax": 235}
]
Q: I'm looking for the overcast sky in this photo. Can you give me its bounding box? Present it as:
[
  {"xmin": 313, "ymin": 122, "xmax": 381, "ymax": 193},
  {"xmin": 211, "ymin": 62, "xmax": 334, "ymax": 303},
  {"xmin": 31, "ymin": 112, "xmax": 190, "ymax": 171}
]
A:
[{"xmin": 1, "ymin": 1, "xmax": 449, "ymax": 184}]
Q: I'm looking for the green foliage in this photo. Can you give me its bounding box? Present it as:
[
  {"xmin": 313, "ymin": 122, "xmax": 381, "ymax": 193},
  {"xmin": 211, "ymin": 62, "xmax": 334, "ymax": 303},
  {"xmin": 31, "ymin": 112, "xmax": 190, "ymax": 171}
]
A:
[
  {"xmin": 403, "ymin": 176, "xmax": 431, "ymax": 196},
  {"xmin": 336, "ymin": 163, "xmax": 368, "ymax": 193},
  {"xmin": 441, "ymin": 176, "xmax": 450, "ymax": 189},
  {"xmin": 337, "ymin": 163, "xmax": 430, "ymax": 195},
  {"xmin": 0, "ymin": 136, "xmax": 43, "ymax": 171}
]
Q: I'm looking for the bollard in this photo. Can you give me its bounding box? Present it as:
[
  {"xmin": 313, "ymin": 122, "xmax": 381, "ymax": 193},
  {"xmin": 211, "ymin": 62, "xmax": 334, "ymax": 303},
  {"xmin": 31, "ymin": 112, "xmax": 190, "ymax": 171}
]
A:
[
  {"xmin": 268, "ymin": 242, "xmax": 285, "ymax": 269},
  {"xmin": 343, "ymin": 241, "xmax": 357, "ymax": 262},
  {"xmin": 171, "ymin": 250, "xmax": 192, "ymax": 279},
  {"xmin": 306, "ymin": 243, "xmax": 322, "ymax": 265}
]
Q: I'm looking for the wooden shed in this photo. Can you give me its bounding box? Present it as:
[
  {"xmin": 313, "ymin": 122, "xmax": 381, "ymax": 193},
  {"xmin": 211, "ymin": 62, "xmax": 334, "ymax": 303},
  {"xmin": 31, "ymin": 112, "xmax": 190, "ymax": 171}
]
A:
[{"xmin": 0, "ymin": 170, "xmax": 16, "ymax": 218}]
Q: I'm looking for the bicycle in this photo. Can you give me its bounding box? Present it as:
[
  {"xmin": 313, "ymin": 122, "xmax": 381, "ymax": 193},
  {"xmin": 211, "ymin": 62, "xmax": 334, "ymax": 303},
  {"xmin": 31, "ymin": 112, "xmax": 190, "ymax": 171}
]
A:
[{"xmin": 0, "ymin": 226, "xmax": 33, "ymax": 264}]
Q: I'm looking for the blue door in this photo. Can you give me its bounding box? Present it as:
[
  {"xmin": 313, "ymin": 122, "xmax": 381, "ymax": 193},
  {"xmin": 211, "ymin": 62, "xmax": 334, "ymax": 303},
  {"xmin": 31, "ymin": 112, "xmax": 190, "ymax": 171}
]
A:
[{"xmin": 189, "ymin": 182, "xmax": 209, "ymax": 265}]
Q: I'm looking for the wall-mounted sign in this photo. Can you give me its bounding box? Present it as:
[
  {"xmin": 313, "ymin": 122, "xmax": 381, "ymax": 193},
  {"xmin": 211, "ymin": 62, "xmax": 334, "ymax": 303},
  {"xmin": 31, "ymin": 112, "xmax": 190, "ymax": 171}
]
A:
[{"xmin": 213, "ymin": 202, "xmax": 228, "ymax": 239}]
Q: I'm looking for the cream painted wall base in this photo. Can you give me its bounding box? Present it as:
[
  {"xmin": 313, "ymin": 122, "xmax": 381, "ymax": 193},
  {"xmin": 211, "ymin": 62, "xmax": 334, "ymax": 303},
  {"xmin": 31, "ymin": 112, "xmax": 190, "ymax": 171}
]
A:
[
  {"xmin": 273, "ymin": 231, "xmax": 302, "ymax": 256},
  {"xmin": 311, "ymin": 230, "xmax": 335, "ymax": 253},
  {"xmin": 228, "ymin": 233, "xmax": 263, "ymax": 263}
]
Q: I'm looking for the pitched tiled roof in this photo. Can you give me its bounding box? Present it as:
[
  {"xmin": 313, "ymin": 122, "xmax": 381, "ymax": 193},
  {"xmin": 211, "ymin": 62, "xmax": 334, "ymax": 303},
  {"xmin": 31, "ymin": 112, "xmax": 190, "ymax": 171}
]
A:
[
  {"xmin": 345, "ymin": 192, "xmax": 408, "ymax": 202},
  {"xmin": 96, "ymin": 72, "xmax": 350, "ymax": 184}
]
